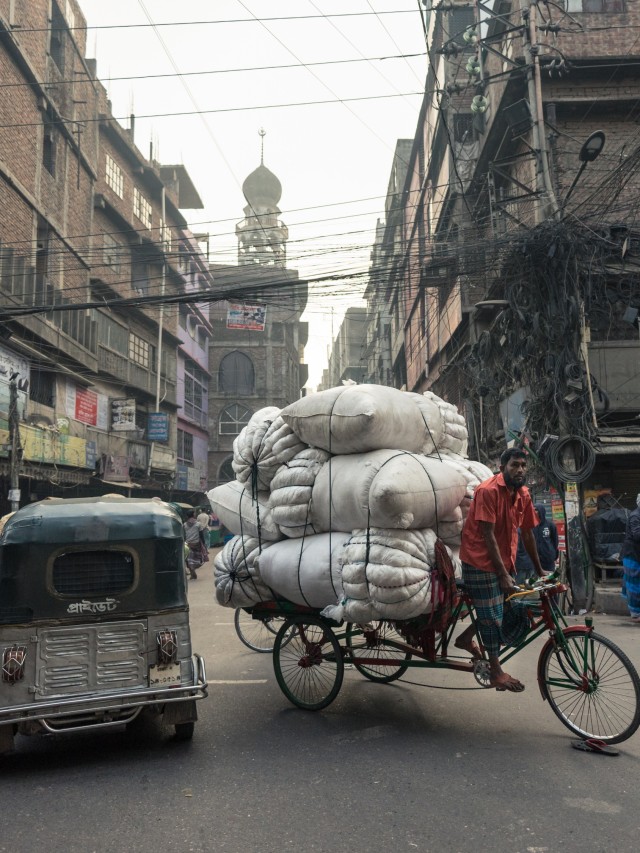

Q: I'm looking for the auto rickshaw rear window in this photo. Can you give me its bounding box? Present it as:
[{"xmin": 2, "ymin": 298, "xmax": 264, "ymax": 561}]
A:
[{"xmin": 52, "ymin": 550, "xmax": 135, "ymax": 596}]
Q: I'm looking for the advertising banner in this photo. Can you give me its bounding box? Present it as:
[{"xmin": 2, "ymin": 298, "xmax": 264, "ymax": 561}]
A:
[
  {"xmin": 75, "ymin": 387, "xmax": 98, "ymax": 426},
  {"xmin": 226, "ymin": 303, "xmax": 267, "ymax": 331},
  {"xmin": 147, "ymin": 412, "xmax": 169, "ymax": 442},
  {"xmin": 111, "ymin": 399, "xmax": 136, "ymax": 431}
]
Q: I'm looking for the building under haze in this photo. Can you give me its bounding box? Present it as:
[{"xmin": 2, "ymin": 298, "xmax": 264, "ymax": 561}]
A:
[{"xmin": 208, "ymin": 151, "xmax": 308, "ymax": 487}]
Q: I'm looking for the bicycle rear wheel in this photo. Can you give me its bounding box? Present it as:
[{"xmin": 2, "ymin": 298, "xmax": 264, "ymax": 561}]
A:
[
  {"xmin": 234, "ymin": 608, "xmax": 294, "ymax": 653},
  {"xmin": 273, "ymin": 617, "xmax": 344, "ymax": 710},
  {"xmin": 539, "ymin": 629, "xmax": 640, "ymax": 744},
  {"xmin": 345, "ymin": 622, "xmax": 411, "ymax": 682}
]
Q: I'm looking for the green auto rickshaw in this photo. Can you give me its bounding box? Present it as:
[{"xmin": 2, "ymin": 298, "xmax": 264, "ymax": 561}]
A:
[{"xmin": 0, "ymin": 496, "xmax": 207, "ymax": 753}]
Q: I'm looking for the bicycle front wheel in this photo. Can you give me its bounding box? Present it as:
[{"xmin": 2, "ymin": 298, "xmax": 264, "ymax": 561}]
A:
[
  {"xmin": 539, "ymin": 629, "xmax": 640, "ymax": 744},
  {"xmin": 234, "ymin": 608, "xmax": 294, "ymax": 653},
  {"xmin": 273, "ymin": 617, "xmax": 344, "ymax": 710}
]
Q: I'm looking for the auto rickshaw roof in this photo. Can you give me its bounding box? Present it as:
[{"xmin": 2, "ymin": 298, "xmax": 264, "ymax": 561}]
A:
[{"xmin": 0, "ymin": 497, "xmax": 184, "ymax": 545}]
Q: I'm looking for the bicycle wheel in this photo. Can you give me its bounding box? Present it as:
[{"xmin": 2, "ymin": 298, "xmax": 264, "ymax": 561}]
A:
[
  {"xmin": 539, "ymin": 629, "xmax": 640, "ymax": 744},
  {"xmin": 345, "ymin": 622, "xmax": 411, "ymax": 683},
  {"xmin": 234, "ymin": 608, "xmax": 294, "ymax": 653},
  {"xmin": 273, "ymin": 617, "xmax": 344, "ymax": 710}
]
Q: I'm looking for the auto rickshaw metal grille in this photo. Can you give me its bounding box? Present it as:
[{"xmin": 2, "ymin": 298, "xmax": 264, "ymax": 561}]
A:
[{"xmin": 52, "ymin": 550, "xmax": 135, "ymax": 596}]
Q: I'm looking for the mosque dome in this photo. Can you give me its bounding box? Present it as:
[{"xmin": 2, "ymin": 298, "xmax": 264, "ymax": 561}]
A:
[{"xmin": 242, "ymin": 163, "xmax": 282, "ymax": 208}]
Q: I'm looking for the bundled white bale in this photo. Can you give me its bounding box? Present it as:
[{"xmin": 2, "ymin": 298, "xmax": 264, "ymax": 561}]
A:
[
  {"xmin": 406, "ymin": 392, "xmax": 445, "ymax": 454},
  {"xmin": 280, "ymin": 384, "xmax": 439, "ymax": 455},
  {"xmin": 207, "ymin": 480, "xmax": 283, "ymax": 542},
  {"xmin": 436, "ymin": 506, "xmax": 464, "ymax": 547},
  {"xmin": 324, "ymin": 528, "xmax": 462, "ymax": 623},
  {"xmin": 310, "ymin": 450, "xmax": 468, "ymax": 532},
  {"xmin": 423, "ymin": 392, "xmax": 468, "ymax": 456},
  {"xmin": 268, "ymin": 447, "xmax": 331, "ymax": 537},
  {"xmin": 256, "ymin": 532, "xmax": 350, "ymax": 608},
  {"xmin": 232, "ymin": 408, "xmax": 306, "ymax": 491},
  {"xmin": 214, "ymin": 535, "xmax": 274, "ymax": 608}
]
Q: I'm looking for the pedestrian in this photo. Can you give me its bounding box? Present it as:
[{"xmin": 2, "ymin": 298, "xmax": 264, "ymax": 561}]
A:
[
  {"xmin": 197, "ymin": 506, "xmax": 211, "ymax": 549},
  {"xmin": 183, "ymin": 511, "xmax": 203, "ymax": 580},
  {"xmin": 621, "ymin": 493, "xmax": 640, "ymax": 623},
  {"xmin": 455, "ymin": 447, "xmax": 545, "ymax": 692},
  {"xmin": 515, "ymin": 503, "xmax": 559, "ymax": 584}
]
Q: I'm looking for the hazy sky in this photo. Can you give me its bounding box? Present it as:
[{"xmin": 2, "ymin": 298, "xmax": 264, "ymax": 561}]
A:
[{"xmin": 79, "ymin": 1, "xmax": 427, "ymax": 388}]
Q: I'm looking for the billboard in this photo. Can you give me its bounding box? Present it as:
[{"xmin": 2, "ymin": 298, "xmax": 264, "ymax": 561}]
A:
[{"xmin": 226, "ymin": 303, "xmax": 267, "ymax": 331}]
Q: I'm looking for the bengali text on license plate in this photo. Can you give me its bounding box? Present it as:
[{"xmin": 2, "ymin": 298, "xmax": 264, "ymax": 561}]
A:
[{"xmin": 149, "ymin": 663, "xmax": 182, "ymax": 686}]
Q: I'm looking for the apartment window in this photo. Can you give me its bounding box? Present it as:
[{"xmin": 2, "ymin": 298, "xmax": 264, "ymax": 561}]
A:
[
  {"xmin": 184, "ymin": 358, "xmax": 208, "ymax": 423},
  {"xmin": 177, "ymin": 429, "xmax": 194, "ymax": 464},
  {"xmin": 105, "ymin": 154, "xmax": 124, "ymax": 198},
  {"xmin": 131, "ymin": 257, "xmax": 150, "ymax": 294},
  {"xmin": 50, "ymin": 1, "xmax": 66, "ymax": 72},
  {"xmin": 159, "ymin": 218, "xmax": 172, "ymax": 252},
  {"xmin": 133, "ymin": 187, "xmax": 153, "ymax": 229},
  {"xmin": 219, "ymin": 404, "xmax": 252, "ymax": 436},
  {"xmin": 42, "ymin": 110, "xmax": 56, "ymax": 177},
  {"xmin": 65, "ymin": 0, "xmax": 76, "ymax": 31},
  {"xmin": 103, "ymin": 233, "xmax": 122, "ymax": 274},
  {"xmin": 219, "ymin": 351, "xmax": 255, "ymax": 395},
  {"xmin": 29, "ymin": 369, "xmax": 56, "ymax": 407},
  {"xmin": 454, "ymin": 114, "xmax": 474, "ymax": 144},
  {"xmin": 129, "ymin": 333, "xmax": 150, "ymax": 368},
  {"xmin": 93, "ymin": 311, "xmax": 128, "ymax": 354},
  {"xmin": 218, "ymin": 457, "xmax": 235, "ymax": 485}
]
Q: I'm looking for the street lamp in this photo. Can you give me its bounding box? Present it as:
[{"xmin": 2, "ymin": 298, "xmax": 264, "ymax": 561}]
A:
[{"xmin": 562, "ymin": 130, "xmax": 606, "ymax": 209}]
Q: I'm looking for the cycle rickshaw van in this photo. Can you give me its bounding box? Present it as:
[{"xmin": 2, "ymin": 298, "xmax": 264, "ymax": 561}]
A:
[{"xmin": 0, "ymin": 496, "xmax": 207, "ymax": 753}]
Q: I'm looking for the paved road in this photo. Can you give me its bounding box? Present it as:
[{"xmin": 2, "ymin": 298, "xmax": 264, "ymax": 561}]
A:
[{"xmin": 1, "ymin": 552, "xmax": 639, "ymax": 853}]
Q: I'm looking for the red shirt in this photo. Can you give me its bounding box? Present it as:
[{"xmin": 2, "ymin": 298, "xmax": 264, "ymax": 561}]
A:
[{"xmin": 459, "ymin": 473, "xmax": 539, "ymax": 574}]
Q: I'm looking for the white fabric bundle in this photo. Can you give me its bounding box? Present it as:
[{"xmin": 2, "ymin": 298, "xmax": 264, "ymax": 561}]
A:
[
  {"xmin": 423, "ymin": 392, "xmax": 468, "ymax": 456},
  {"xmin": 207, "ymin": 480, "xmax": 283, "ymax": 541},
  {"xmin": 280, "ymin": 384, "xmax": 439, "ymax": 455},
  {"xmin": 436, "ymin": 506, "xmax": 464, "ymax": 547},
  {"xmin": 310, "ymin": 450, "xmax": 468, "ymax": 532},
  {"xmin": 232, "ymin": 408, "xmax": 306, "ymax": 491},
  {"xmin": 256, "ymin": 532, "xmax": 350, "ymax": 608},
  {"xmin": 268, "ymin": 447, "xmax": 331, "ymax": 537},
  {"xmin": 322, "ymin": 528, "xmax": 462, "ymax": 623},
  {"xmin": 406, "ymin": 392, "xmax": 445, "ymax": 454},
  {"xmin": 213, "ymin": 535, "xmax": 273, "ymax": 608}
]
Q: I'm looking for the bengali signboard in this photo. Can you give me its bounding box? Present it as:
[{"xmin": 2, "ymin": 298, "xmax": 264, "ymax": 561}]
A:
[
  {"xmin": 111, "ymin": 398, "xmax": 136, "ymax": 432},
  {"xmin": 226, "ymin": 303, "xmax": 266, "ymax": 332},
  {"xmin": 101, "ymin": 454, "xmax": 130, "ymax": 482},
  {"xmin": 147, "ymin": 412, "xmax": 169, "ymax": 442},
  {"xmin": 0, "ymin": 425, "xmax": 92, "ymax": 468}
]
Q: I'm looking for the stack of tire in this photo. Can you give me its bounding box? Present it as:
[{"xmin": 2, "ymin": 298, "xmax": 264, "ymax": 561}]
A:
[{"xmin": 209, "ymin": 384, "xmax": 492, "ymax": 621}]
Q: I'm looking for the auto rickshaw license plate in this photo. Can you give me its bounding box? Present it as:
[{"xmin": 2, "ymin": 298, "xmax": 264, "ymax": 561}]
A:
[{"xmin": 149, "ymin": 664, "xmax": 182, "ymax": 686}]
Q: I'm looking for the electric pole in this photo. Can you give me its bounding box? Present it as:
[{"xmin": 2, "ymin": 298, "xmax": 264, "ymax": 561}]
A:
[{"xmin": 8, "ymin": 375, "xmax": 22, "ymax": 512}]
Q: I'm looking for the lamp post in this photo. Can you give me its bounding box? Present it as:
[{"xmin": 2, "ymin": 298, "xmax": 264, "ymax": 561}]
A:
[{"xmin": 562, "ymin": 130, "xmax": 606, "ymax": 210}]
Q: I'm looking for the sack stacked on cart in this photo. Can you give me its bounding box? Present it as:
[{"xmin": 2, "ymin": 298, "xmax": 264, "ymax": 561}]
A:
[
  {"xmin": 268, "ymin": 447, "xmax": 331, "ymax": 537},
  {"xmin": 213, "ymin": 536, "xmax": 274, "ymax": 608},
  {"xmin": 232, "ymin": 407, "xmax": 306, "ymax": 491},
  {"xmin": 207, "ymin": 479, "xmax": 284, "ymax": 542},
  {"xmin": 322, "ymin": 528, "xmax": 462, "ymax": 623}
]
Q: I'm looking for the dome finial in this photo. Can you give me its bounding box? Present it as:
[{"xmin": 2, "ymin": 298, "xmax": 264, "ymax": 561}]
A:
[{"xmin": 259, "ymin": 127, "xmax": 266, "ymax": 165}]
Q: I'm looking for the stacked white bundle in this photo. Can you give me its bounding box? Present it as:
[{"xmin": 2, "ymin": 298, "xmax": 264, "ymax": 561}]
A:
[
  {"xmin": 211, "ymin": 384, "xmax": 490, "ymax": 620},
  {"xmin": 322, "ymin": 528, "xmax": 462, "ymax": 623},
  {"xmin": 207, "ymin": 480, "xmax": 283, "ymax": 542},
  {"xmin": 232, "ymin": 407, "xmax": 306, "ymax": 491},
  {"xmin": 268, "ymin": 447, "xmax": 331, "ymax": 537},
  {"xmin": 213, "ymin": 536, "xmax": 273, "ymax": 608}
]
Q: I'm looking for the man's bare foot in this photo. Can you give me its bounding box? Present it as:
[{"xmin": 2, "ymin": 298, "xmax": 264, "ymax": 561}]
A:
[
  {"xmin": 454, "ymin": 636, "xmax": 482, "ymax": 660},
  {"xmin": 489, "ymin": 672, "xmax": 525, "ymax": 692}
]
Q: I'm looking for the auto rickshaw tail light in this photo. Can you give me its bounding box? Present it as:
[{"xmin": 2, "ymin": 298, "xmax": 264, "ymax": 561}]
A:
[
  {"xmin": 2, "ymin": 645, "xmax": 27, "ymax": 684},
  {"xmin": 156, "ymin": 630, "xmax": 178, "ymax": 666}
]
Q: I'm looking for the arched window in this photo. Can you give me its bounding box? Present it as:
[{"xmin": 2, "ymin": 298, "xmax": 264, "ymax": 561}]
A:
[
  {"xmin": 218, "ymin": 457, "xmax": 235, "ymax": 485},
  {"xmin": 219, "ymin": 351, "xmax": 254, "ymax": 395},
  {"xmin": 219, "ymin": 403, "xmax": 252, "ymax": 436}
]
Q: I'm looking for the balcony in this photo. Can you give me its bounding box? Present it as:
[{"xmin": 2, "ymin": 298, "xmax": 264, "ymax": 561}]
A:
[{"xmin": 97, "ymin": 345, "xmax": 177, "ymax": 406}]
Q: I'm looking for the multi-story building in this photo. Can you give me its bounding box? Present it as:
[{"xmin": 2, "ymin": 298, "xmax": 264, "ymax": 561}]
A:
[
  {"xmin": 208, "ymin": 155, "xmax": 308, "ymax": 486},
  {"xmin": 319, "ymin": 307, "xmax": 367, "ymax": 390},
  {"xmin": 0, "ymin": 0, "xmax": 210, "ymax": 509}
]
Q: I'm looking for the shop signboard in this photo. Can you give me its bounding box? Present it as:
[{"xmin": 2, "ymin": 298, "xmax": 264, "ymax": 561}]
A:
[
  {"xmin": 111, "ymin": 399, "xmax": 136, "ymax": 432},
  {"xmin": 101, "ymin": 454, "xmax": 130, "ymax": 482},
  {"xmin": 147, "ymin": 412, "xmax": 169, "ymax": 442}
]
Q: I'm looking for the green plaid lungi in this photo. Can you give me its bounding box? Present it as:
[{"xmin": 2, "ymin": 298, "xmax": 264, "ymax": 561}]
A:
[{"xmin": 461, "ymin": 563, "xmax": 530, "ymax": 656}]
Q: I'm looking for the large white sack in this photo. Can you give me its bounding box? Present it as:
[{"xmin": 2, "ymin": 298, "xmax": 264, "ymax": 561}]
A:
[
  {"xmin": 310, "ymin": 450, "xmax": 468, "ymax": 532},
  {"xmin": 214, "ymin": 536, "xmax": 274, "ymax": 608},
  {"xmin": 232, "ymin": 408, "xmax": 306, "ymax": 491},
  {"xmin": 207, "ymin": 480, "xmax": 284, "ymax": 542},
  {"xmin": 323, "ymin": 528, "xmax": 462, "ymax": 623},
  {"xmin": 280, "ymin": 384, "xmax": 438, "ymax": 455},
  {"xmin": 268, "ymin": 447, "xmax": 331, "ymax": 537},
  {"xmin": 406, "ymin": 392, "xmax": 445, "ymax": 454},
  {"xmin": 423, "ymin": 392, "xmax": 468, "ymax": 456},
  {"xmin": 256, "ymin": 532, "xmax": 350, "ymax": 608}
]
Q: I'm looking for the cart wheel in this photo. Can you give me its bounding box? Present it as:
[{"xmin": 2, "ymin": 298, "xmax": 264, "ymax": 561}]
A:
[
  {"xmin": 539, "ymin": 629, "xmax": 640, "ymax": 744},
  {"xmin": 345, "ymin": 622, "xmax": 411, "ymax": 683},
  {"xmin": 234, "ymin": 608, "xmax": 295, "ymax": 653},
  {"xmin": 173, "ymin": 722, "xmax": 195, "ymax": 742},
  {"xmin": 273, "ymin": 617, "xmax": 344, "ymax": 710}
]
